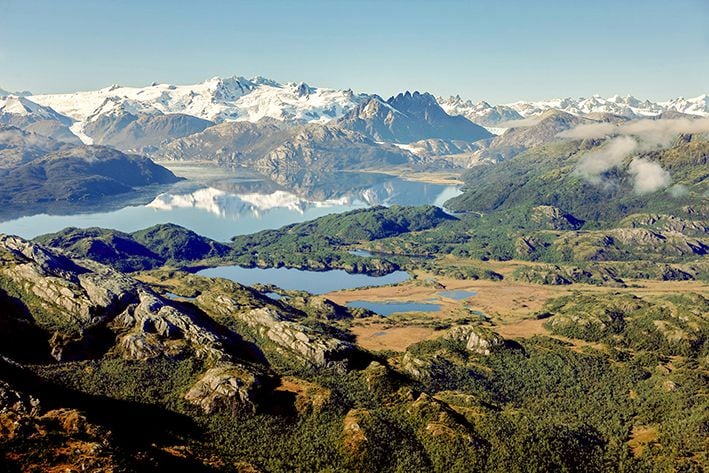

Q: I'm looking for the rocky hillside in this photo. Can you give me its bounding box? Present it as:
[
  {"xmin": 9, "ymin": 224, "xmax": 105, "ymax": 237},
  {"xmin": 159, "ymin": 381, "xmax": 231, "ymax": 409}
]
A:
[
  {"xmin": 82, "ymin": 108, "xmax": 214, "ymax": 153},
  {"xmin": 337, "ymin": 92, "xmax": 492, "ymax": 144},
  {"xmin": 152, "ymin": 120, "xmax": 418, "ymax": 184},
  {"xmin": 0, "ymin": 144, "xmax": 180, "ymax": 205},
  {"xmin": 1, "ymin": 230, "xmax": 706, "ymax": 471}
]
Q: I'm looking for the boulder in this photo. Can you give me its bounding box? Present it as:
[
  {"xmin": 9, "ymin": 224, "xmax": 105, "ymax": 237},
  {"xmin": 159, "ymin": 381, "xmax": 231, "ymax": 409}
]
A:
[
  {"xmin": 184, "ymin": 363, "xmax": 260, "ymax": 415},
  {"xmin": 444, "ymin": 325, "xmax": 504, "ymax": 355}
]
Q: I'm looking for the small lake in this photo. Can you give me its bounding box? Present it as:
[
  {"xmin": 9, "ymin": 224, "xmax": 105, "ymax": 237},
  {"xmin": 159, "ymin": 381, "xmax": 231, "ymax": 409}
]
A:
[
  {"xmin": 164, "ymin": 292, "xmax": 197, "ymax": 301},
  {"xmin": 438, "ymin": 290, "xmax": 477, "ymax": 300},
  {"xmin": 346, "ymin": 300, "xmax": 441, "ymax": 316},
  {"xmin": 348, "ymin": 249, "xmax": 374, "ymax": 258},
  {"xmin": 196, "ymin": 265, "xmax": 410, "ymax": 294}
]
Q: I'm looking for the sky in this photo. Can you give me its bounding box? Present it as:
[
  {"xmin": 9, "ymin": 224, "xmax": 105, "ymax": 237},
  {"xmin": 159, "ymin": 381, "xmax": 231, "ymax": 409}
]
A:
[{"xmin": 1, "ymin": 0, "xmax": 708, "ymax": 103}]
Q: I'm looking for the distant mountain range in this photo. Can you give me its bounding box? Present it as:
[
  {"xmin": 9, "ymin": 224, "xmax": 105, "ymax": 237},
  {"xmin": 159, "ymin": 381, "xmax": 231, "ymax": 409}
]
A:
[
  {"xmin": 438, "ymin": 93, "xmax": 709, "ymax": 126},
  {"xmin": 0, "ymin": 86, "xmax": 31, "ymax": 97},
  {"xmin": 3, "ymin": 76, "xmax": 704, "ymax": 143},
  {"xmin": 1, "ymin": 76, "xmax": 708, "ymax": 180}
]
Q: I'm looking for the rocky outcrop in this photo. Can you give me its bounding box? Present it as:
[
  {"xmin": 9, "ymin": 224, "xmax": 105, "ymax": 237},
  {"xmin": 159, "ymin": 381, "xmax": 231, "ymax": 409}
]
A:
[
  {"xmin": 194, "ymin": 285, "xmax": 356, "ymax": 368},
  {"xmin": 400, "ymin": 352, "xmax": 436, "ymax": 380},
  {"xmin": 342, "ymin": 408, "xmax": 371, "ymax": 457},
  {"xmin": 110, "ymin": 290, "xmax": 229, "ymax": 361},
  {"xmin": 241, "ymin": 307, "xmax": 354, "ymax": 367},
  {"xmin": 444, "ymin": 325, "xmax": 504, "ymax": 355},
  {"xmin": 553, "ymin": 228, "xmax": 708, "ymax": 261},
  {"xmin": 184, "ymin": 363, "xmax": 260, "ymax": 414},
  {"xmin": 619, "ymin": 213, "xmax": 707, "ymax": 236},
  {"xmin": 0, "ymin": 234, "xmax": 233, "ymax": 362},
  {"xmin": 532, "ymin": 205, "xmax": 584, "ymax": 230},
  {"xmin": 407, "ymin": 392, "xmax": 476, "ymax": 444},
  {"xmin": 513, "ymin": 264, "xmax": 626, "ymax": 287}
]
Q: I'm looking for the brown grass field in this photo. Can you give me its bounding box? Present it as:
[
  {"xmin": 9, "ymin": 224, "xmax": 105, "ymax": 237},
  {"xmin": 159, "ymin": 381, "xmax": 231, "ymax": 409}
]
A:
[{"xmin": 328, "ymin": 259, "xmax": 709, "ymax": 352}]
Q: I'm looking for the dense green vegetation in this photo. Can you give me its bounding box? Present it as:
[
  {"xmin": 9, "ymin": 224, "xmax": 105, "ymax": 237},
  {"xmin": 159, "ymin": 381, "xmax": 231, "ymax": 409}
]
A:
[
  {"xmin": 446, "ymin": 138, "xmax": 708, "ymax": 224},
  {"xmin": 5, "ymin": 132, "xmax": 707, "ymax": 472},
  {"xmin": 227, "ymin": 205, "xmax": 457, "ymax": 274},
  {"xmin": 11, "ymin": 296, "xmax": 706, "ymax": 472}
]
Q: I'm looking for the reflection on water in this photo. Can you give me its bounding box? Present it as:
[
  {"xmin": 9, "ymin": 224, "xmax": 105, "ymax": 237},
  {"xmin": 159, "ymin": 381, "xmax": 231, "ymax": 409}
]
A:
[
  {"xmin": 196, "ymin": 265, "xmax": 411, "ymax": 294},
  {"xmin": 346, "ymin": 300, "xmax": 441, "ymax": 316},
  {"xmin": 0, "ymin": 166, "xmax": 461, "ymax": 241}
]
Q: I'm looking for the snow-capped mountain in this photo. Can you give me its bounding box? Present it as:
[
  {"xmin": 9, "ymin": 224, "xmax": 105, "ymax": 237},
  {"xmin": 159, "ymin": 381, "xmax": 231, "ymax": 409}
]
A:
[
  {"xmin": 29, "ymin": 76, "xmax": 364, "ymax": 126},
  {"xmin": 11, "ymin": 76, "xmax": 709, "ymax": 147},
  {"xmin": 439, "ymin": 93, "xmax": 709, "ymax": 125},
  {"xmin": 338, "ymin": 91, "xmax": 492, "ymax": 143},
  {"xmin": 436, "ymin": 96, "xmax": 523, "ymax": 127},
  {"xmin": 0, "ymin": 96, "xmax": 71, "ymax": 124},
  {"xmin": 0, "ymin": 96, "xmax": 81, "ymax": 144},
  {"xmin": 504, "ymin": 95, "xmax": 670, "ymax": 118},
  {"xmin": 0, "ymin": 87, "xmax": 31, "ymax": 98}
]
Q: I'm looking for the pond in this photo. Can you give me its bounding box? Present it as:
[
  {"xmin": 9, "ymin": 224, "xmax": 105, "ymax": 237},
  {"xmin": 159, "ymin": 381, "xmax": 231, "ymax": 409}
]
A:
[
  {"xmin": 438, "ymin": 290, "xmax": 477, "ymax": 300},
  {"xmin": 346, "ymin": 300, "xmax": 441, "ymax": 316},
  {"xmin": 348, "ymin": 249, "xmax": 374, "ymax": 258},
  {"xmin": 164, "ymin": 292, "xmax": 197, "ymax": 301},
  {"xmin": 196, "ymin": 265, "xmax": 411, "ymax": 295}
]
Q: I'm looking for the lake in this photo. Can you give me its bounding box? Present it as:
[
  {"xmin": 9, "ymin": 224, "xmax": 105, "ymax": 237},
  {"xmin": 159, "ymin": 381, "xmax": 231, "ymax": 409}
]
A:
[
  {"xmin": 0, "ymin": 165, "xmax": 461, "ymax": 241},
  {"xmin": 346, "ymin": 300, "xmax": 441, "ymax": 316},
  {"xmin": 196, "ymin": 265, "xmax": 411, "ymax": 294},
  {"xmin": 438, "ymin": 290, "xmax": 477, "ymax": 300}
]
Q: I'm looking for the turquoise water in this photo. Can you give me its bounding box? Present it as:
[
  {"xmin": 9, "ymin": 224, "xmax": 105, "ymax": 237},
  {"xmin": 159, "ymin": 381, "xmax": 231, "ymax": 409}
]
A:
[
  {"xmin": 196, "ymin": 265, "xmax": 411, "ymax": 294},
  {"xmin": 346, "ymin": 300, "xmax": 441, "ymax": 316}
]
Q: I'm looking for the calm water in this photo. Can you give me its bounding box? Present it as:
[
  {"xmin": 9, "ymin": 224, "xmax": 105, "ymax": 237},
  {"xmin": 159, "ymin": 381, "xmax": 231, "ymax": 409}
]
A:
[
  {"xmin": 196, "ymin": 265, "xmax": 411, "ymax": 294},
  {"xmin": 346, "ymin": 300, "xmax": 441, "ymax": 315},
  {"xmin": 438, "ymin": 290, "xmax": 477, "ymax": 300},
  {"xmin": 0, "ymin": 166, "xmax": 461, "ymax": 241},
  {"xmin": 164, "ymin": 292, "xmax": 197, "ymax": 301},
  {"xmin": 264, "ymin": 292, "xmax": 283, "ymax": 300},
  {"xmin": 348, "ymin": 249, "xmax": 374, "ymax": 258}
]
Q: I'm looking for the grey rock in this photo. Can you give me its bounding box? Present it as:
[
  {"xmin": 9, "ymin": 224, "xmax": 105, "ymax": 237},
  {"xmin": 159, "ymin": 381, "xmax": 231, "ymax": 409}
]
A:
[
  {"xmin": 184, "ymin": 363, "xmax": 260, "ymax": 414},
  {"xmin": 444, "ymin": 325, "xmax": 504, "ymax": 355}
]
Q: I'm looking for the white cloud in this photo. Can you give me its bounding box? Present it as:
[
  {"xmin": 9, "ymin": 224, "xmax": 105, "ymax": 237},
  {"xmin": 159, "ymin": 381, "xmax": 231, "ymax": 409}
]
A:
[
  {"xmin": 562, "ymin": 117, "xmax": 709, "ymax": 194},
  {"xmin": 668, "ymin": 184, "xmax": 688, "ymax": 198},
  {"xmin": 575, "ymin": 136, "xmax": 637, "ymax": 183},
  {"xmin": 628, "ymin": 158, "xmax": 672, "ymax": 194}
]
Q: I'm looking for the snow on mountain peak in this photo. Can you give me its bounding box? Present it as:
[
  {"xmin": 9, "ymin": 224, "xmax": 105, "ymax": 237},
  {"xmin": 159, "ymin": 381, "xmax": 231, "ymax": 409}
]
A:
[
  {"xmin": 0, "ymin": 95, "xmax": 69, "ymax": 122},
  {"xmin": 27, "ymin": 76, "xmax": 364, "ymax": 130},
  {"xmin": 438, "ymin": 93, "xmax": 709, "ymax": 127}
]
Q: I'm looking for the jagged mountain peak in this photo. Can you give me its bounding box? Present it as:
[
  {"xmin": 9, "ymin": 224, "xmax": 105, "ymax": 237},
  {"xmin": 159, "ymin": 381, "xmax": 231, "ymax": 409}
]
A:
[{"xmin": 389, "ymin": 90, "xmax": 438, "ymax": 108}]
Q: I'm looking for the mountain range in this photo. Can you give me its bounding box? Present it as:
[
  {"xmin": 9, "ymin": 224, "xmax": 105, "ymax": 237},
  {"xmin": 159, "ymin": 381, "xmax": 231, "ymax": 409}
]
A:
[
  {"xmin": 438, "ymin": 93, "xmax": 709, "ymax": 126},
  {"xmin": 2, "ymin": 76, "xmax": 709, "ymax": 201},
  {"xmin": 3, "ymin": 76, "xmax": 704, "ymax": 144}
]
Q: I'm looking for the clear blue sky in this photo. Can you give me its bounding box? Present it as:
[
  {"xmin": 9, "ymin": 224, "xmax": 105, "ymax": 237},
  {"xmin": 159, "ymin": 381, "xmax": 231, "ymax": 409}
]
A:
[{"xmin": 1, "ymin": 0, "xmax": 707, "ymax": 103}]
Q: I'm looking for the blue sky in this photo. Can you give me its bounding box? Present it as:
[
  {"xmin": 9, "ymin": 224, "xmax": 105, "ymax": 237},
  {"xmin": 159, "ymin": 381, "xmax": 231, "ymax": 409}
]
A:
[{"xmin": 1, "ymin": 0, "xmax": 708, "ymax": 103}]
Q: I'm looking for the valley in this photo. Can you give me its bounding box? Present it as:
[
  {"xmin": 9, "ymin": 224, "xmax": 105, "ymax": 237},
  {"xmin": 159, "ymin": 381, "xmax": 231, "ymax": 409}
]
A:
[{"xmin": 0, "ymin": 74, "xmax": 707, "ymax": 472}]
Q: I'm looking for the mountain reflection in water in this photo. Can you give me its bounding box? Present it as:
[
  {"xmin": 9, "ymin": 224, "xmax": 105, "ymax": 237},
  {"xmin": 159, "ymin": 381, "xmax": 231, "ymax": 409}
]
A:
[{"xmin": 0, "ymin": 167, "xmax": 461, "ymax": 241}]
